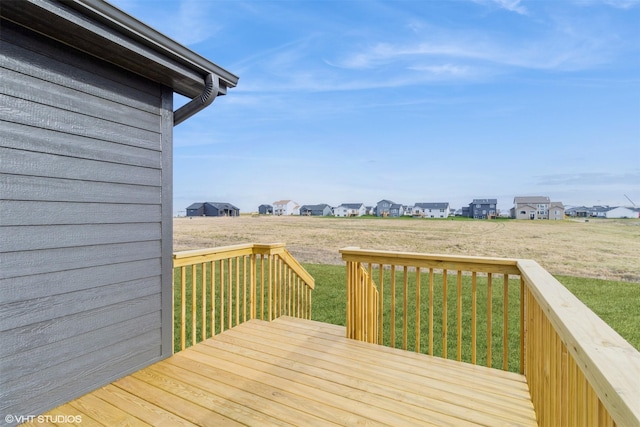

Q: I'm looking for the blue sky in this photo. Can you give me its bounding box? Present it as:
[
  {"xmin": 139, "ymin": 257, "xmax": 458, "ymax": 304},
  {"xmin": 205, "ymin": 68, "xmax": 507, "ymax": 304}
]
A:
[{"xmin": 112, "ymin": 0, "xmax": 639, "ymax": 215}]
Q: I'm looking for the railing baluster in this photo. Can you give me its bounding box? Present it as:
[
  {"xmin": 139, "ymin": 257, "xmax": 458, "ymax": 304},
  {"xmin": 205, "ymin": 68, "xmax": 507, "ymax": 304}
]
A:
[
  {"xmin": 202, "ymin": 262, "xmax": 207, "ymax": 341},
  {"xmin": 471, "ymin": 271, "xmax": 477, "ymax": 365},
  {"xmin": 181, "ymin": 266, "xmax": 186, "ymax": 351},
  {"xmin": 487, "ymin": 272, "xmax": 492, "ymax": 368},
  {"xmin": 442, "ymin": 269, "xmax": 448, "ymax": 359},
  {"xmin": 457, "ymin": 270, "xmax": 462, "ymax": 361},
  {"xmin": 227, "ymin": 258, "xmax": 232, "ymax": 329},
  {"xmin": 268, "ymin": 254, "xmax": 273, "ymax": 321},
  {"xmin": 243, "ymin": 255, "xmax": 247, "ymax": 323},
  {"xmin": 390, "ymin": 265, "xmax": 396, "ymax": 348},
  {"xmin": 378, "ymin": 263, "xmax": 384, "ymax": 345},
  {"xmin": 211, "ymin": 261, "xmax": 216, "ymax": 336},
  {"xmin": 235, "ymin": 256, "xmax": 240, "ymax": 326},
  {"xmin": 520, "ymin": 276, "xmax": 525, "ymax": 374},
  {"xmin": 403, "ymin": 266, "xmax": 408, "ymax": 350},
  {"xmin": 429, "ymin": 268, "xmax": 434, "ymax": 356},
  {"xmin": 415, "ymin": 267, "xmax": 421, "ymax": 353},
  {"xmin": 191, "ymin": 264, "xmax": 197, "ymax": 348},
  {"xmin": 288, "ymin": 267, "xmax": 293, "ymax": 316},
  {"xmin": 251, "ymin": 254, "xmax": 265, "ymax": 320},
  {"xmin": 503, "ymin": 273, "xmax": 508, "ymax": 371},
  {"xmin": 220, "ymin": 259, "xmax": 224, "ymax": 333}
]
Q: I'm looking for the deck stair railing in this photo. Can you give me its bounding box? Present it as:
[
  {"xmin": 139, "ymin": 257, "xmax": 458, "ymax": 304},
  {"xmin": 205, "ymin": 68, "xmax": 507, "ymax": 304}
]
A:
[
  {"xmin": 346, "ymin": 262, "xmax": 379, "ymax": 344},
  {"xmin": 340, "ymin": 247, "xmax": 640, "ymax": 427},
  {"xmin": 173, "ymin": 243, "xmax": 314, "ymax": 352}
]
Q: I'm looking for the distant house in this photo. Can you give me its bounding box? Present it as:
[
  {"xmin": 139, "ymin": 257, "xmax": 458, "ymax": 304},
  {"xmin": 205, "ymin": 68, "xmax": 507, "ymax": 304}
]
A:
[
  {"xmin": 258, "ymin": 204, "xmax": 273, "ymax": 215},
  {"xmin": 591, "ymin": 206, "xmax": 611, "ymax": 218},
  {"xmin": 511, "ymin": 196, "xmax": 563, "ymax": 220},
  {"xmin": 468, "ymin": 199, "xmax": 498, "ymax": 219},
  {"xmin": 186, "ymin": 202, "xmax": 239, "ymax": 217},
  {"xmin": 300, "ymin": 204, "xmax": 333, "ymax": 216},
  {"xmin": 376, "ymin": 200, "xmax": 394, "ymax": 217},
  {"xmin": 566, "ymin": 206, "xmax": 590, "ymax": 217},
  {"xmin": 365, "ymin": 206, "xmax": 375, "ymax": 215},
  {"xmin": 604, "ymin": 206, "xmax": 640, "ymax": 219},
  {"xmin": 334, "ymin": 203, "xmax": 367, "ymax": 217},
  {"xmin": 389, "ymin": 203, "xmax": 405, "ymax": 217},
  {"xmin": 413, "ymin": 202, "xmax": 450, "ymax": 218},
  {"xmin": 273, "ymin": 200, "xmax": 299, "ymax": 216},
  {"xmin": 548, "ymin": 202, "xmax": 565, "ymax": 220}
]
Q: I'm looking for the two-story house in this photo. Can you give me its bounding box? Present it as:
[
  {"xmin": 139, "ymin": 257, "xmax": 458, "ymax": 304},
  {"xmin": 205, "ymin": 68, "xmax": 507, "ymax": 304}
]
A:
[
  {"xmin": 376, "ymin": 200, "xmax": 394, "ymax": 217},
  {"xmin": 512, "ymin": 197, "xmax": 564, "ymax": 220},
  {"xmin": 273, "ymin": 200, "xmax": 300, "ymax": 216},
  {"xmin": 389, "ymin": 203, "xmax": 405, "ymax": 217},
  {"xmin": 258, "ymin": 204, "xmax": 273, "ymax": 215},
  {"xmin": 413, "ymin": 202, "xmax": 450, "ymax": 218},
  {"xmin": 468, "ymin": 199, "xmax": 498, "ymax": 219},
  {"xmin": 334, "ymin": 203, "xmax": 367, "ymax": 217}
]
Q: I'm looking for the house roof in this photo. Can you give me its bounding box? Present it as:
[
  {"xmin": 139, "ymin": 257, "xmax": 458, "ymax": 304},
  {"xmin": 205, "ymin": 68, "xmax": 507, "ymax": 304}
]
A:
[
  {"xmin": 415, "ymin": 202, "xmax": 450, "ymax": 210},
  {"xmin": 207, "ymin": 202, "xmax": 239, "ymax": 210},
  {"xmin": 187, "ymin": 202, "xmax": 238, "ymax": 210},
  {"xmin": 377, "ymin": 199, "xmax": 395, "ymax": 205},
  {"xmin": 300, "ymin": 204, "xmax": 331, "ymax": 210},
  {"xmin": 390, "ymin": 204, "xmax": 403, "ymax": 209},
  {"xmin": 472, "ymin": 199, "xmax": 497, "ymax": 204},
  {"xmin": 514, "ymin": 196, "xmax": 550, "ymax": 204},
  {"xmin": 1, "ymin": 0, "xmax": 238, "ymax": 99},
  {"xmin": 340, "ymin": 203, "xmax": 364, "ymax": 209},
  {"xmin": 273, "ymin": 200, "xmax": 293, "ymax": 205}
]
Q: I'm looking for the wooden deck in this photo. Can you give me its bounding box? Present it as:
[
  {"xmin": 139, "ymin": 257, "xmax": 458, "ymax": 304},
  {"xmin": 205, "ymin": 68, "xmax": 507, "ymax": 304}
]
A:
[{"xmin": 30, "ymin": 317, "xmax": 537, "ymax": 426}]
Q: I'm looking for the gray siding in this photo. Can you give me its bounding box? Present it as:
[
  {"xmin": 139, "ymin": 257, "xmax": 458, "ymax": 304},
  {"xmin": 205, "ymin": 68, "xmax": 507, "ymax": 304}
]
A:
[{"xmin": 0, "ymin": 20, "xmax": 172, "ymax": 417}]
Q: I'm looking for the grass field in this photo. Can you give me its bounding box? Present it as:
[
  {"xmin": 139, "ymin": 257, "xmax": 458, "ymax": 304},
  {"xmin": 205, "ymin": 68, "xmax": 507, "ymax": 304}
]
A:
[
  {"xmin": 175, "ymin": 215, "xmax": 640, "ymax": 282},
  {"xmin": 174, "ymin": 215, "xmax": 640, "ymax": 355}
]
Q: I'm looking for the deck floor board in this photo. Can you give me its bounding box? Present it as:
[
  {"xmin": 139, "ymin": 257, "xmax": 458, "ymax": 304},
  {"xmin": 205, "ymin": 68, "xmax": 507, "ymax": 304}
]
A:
[{"xmin": 26, "ymin": 317, "xmax": 537, "ymax": 426}]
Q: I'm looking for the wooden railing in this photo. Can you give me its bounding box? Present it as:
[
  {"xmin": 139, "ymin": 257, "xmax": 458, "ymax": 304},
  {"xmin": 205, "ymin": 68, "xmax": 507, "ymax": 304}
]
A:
[
  {"xmin": 173, "ymin": 243, "xmax": 314, "ymax": 352},
  {"xmin": 340, "ymin": 247, "xmax": 640, "ymax": 427}
]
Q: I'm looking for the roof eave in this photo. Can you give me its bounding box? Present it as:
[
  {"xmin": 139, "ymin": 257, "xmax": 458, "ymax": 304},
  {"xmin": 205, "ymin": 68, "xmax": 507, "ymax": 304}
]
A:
[{"xmin": 1, "ymin": 0, "xmax": 238, "ymax": 99}]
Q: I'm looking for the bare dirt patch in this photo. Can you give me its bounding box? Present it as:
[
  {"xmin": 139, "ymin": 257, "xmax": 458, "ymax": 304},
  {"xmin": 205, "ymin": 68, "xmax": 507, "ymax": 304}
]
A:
[{"xmin": 174, "ymin": 216, "xmax": 640, "ymax": 282}]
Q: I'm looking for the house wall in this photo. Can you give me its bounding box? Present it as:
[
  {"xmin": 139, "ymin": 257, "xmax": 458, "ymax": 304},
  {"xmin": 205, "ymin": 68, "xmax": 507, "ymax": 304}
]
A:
[
  {"xmin": 187, "ymin": 206, "xmax": 204, "ymax": 216},
  {"xmin": 515, "ymin": 204, "xmax": 537, "ymax": 220},
  {"xmin": 0, "ymin": 21, "xmax": 172, "ymax": 418},
  {"xmin": 203, "ymin": 204, "xmax": 220, "ymax": 216},
  {"xmin": 376, "ymin": 200, "xmax": 392, "ymax": 217},
  {"xmin": 605, "ymin": 207, "xmax": 638, "ymax": 218},
  {"xmin": 334, "ymin": 206, "xmax": 348, "ymax": 217}
]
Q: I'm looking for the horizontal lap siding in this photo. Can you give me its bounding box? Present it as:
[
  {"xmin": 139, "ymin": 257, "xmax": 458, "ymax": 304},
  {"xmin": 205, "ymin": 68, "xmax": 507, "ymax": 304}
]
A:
[{"xmin": 0, "ymin": 20, "xmax": 169, "ymax": 418}]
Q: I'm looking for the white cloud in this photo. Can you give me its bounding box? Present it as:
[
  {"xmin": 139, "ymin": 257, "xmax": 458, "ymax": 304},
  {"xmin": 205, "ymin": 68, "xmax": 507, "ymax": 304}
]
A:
[{"xmin": 471, "ymin": 0, "xmax": 528, "ymax": 14}]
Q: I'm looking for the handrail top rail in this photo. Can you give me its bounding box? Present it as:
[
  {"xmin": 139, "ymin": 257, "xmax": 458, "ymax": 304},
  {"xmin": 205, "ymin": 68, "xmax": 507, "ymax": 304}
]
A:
[
  {"xmin": 173, "ymin": 242, "xmax": 314, "ymax": 289},
  {"xmin": 174, "ymin": 243, "xmax": 286, "ymax": 260},
  {"xmin": 518, "ymin": 259, "xmax": 640, "ymax": 426},
  {"xmin": 339, "ymin": 247, "xmax": 520, "ymax": 265},
  {"xmin": 340, "ymin": 247, "xmax": 521, "ymax": 275}
]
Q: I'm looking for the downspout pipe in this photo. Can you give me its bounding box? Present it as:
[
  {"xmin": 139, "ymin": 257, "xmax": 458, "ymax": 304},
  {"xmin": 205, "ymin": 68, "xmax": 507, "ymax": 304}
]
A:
[{"xmin": 173, "ymin": 73, "xmax": 219, "ymax": 126}]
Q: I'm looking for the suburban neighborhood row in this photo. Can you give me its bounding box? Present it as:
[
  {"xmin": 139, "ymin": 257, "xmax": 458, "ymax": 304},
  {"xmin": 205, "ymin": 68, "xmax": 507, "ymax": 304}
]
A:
[{"xmin": 185, "ymin": 198, "xmax": 640, "ymax": 219}]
